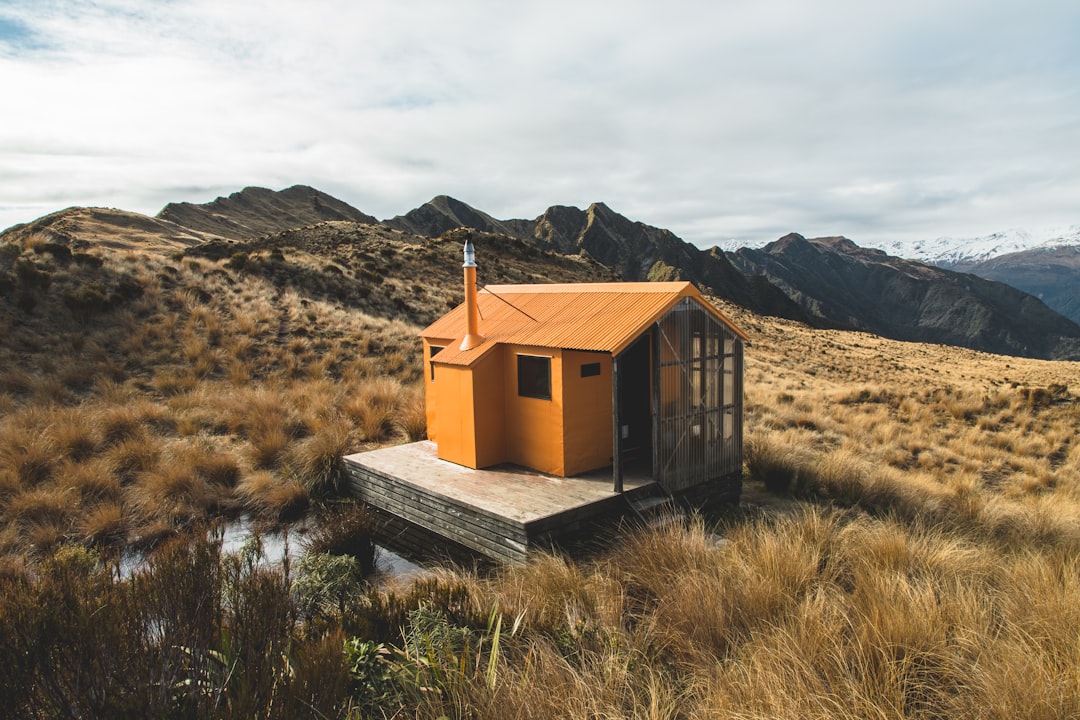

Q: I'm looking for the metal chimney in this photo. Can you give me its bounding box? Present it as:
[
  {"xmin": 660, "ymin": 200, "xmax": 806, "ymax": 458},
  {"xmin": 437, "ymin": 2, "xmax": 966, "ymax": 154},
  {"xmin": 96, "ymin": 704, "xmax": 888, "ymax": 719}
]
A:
[{"xmin": 460, "ymin": 237, "xmax": 484, "ymax": 351}]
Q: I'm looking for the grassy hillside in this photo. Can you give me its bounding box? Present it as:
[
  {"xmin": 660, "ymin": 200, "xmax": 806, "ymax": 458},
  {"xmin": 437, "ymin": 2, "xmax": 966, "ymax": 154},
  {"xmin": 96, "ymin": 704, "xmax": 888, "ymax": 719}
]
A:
[
  {"xmin": 357, "ymin": 304, "xmax": 1080, "ymax": 718},
  {"xmin": 0, "ymin": 220, "xmax": 615, "ymax": 564},
  {"xmin": 2, "ymin": 213, "xmax": 1079, "ymax": 717}
]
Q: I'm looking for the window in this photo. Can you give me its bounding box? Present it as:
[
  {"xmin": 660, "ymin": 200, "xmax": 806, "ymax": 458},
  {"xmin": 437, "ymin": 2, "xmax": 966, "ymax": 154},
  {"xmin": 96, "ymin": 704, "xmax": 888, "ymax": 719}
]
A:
[
  {"xmin": 429, "ymin": 345, "xmax": 444, "ymax": 381},
  {"xmin": 517, "ymin": 355, "xmax": 551, "ymax": 400},
  {"xmin": 580, "ymin": 362, "xmax": 601, "ymax": 378}
]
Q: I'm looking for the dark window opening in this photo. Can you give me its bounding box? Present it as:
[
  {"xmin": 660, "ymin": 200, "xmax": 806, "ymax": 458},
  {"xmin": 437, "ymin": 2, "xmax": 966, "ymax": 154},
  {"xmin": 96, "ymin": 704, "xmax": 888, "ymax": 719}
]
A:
[
  {"xmin": 517, "ymin": 355, "xmax": 551, "ymax": 400},
  {"xmin": 581, "ymin": 362, "xmax": 601, "ymax": 378},
  {"xmin": 429, "ymin": 345, "xmax": 444, "ymax": 381}
]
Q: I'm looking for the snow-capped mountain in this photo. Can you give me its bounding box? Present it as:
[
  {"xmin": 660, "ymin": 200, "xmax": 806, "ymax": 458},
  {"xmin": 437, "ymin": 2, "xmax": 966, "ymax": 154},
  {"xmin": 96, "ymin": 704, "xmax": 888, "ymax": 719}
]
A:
[
  {"xmin": 712, "ymin": 225, "xmax": 1080, "ymax": 327},
  {"xmin": 875, "ymin": 226, "xmax": 1080, "ymax": 268},
  {"xmin": 711, "ymin": 225, "xmax": 1080, "ymax": 268}
]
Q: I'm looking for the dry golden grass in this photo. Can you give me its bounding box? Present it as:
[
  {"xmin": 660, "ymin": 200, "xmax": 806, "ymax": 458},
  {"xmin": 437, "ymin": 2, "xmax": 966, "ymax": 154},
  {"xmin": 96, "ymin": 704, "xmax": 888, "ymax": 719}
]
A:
[
  {"xmin": 0, "ymin": 237, "xmax": 431, "ymax": 561},
  {"xmin": 337, "ymin": 299, "xmax": 1080, "ymax": 718},
  {"xmin": 381, "ymin": 507, "xmax": 1080, "ymax": 719},
  {"xmin": 236, "ymin": 470, "xmax": 310, "ymax": 521},
  {"xmin": 5, "ymin": 217, "xmax": 1080, "ymax": 715}
]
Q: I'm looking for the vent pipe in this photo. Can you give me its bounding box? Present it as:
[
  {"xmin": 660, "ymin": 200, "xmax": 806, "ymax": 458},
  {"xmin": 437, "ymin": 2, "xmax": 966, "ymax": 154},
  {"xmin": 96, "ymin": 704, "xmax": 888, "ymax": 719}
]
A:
[{"xmin": 460, "ymin": 238, "xmax": 484, "ymax": 351}]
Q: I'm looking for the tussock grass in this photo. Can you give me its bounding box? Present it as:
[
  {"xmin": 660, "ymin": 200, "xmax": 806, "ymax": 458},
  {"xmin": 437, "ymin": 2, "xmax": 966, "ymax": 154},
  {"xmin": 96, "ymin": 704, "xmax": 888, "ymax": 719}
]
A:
[
  {"xmin": 5, "ymin": 486, "xmax": 75, "ymax": 527},
  {"xmin": 48, "ymin": 408, "xmax": 102, "ymax": 460},
  {"xmin": 288, "ymin": 421, "xmax": 352, "ymax": 496},
  {"xmin": 60, "ymin": 457, "xmax": 121, "ymax": 504},
  {"xmin": 236, "ymin": 471, "xmax": 310, "ymax": 522},
  {"xmin": 78, "ymin": 502, "xmax": 127, "ymax": 549},
  {"xmin": 344, "ymin": 377, "xmax": 403, "ymax": 442},
  {"xmin": 0, "ymin": 428, "xmax": 56, "ymax": 487},
  {"xmin": 104, "ymin": 432, "xmax": 162, "ymax": 484},
  {"xmin": 4, "ymin": 215, "xmax": 1080, "ymax": 715},
  {"xmin": 367, "ymin": 506, "xmax": 1080, "ymax": 718},
  {"xmin": 394, "ymin": 384, "xmax": 428, "ymax": 441}
]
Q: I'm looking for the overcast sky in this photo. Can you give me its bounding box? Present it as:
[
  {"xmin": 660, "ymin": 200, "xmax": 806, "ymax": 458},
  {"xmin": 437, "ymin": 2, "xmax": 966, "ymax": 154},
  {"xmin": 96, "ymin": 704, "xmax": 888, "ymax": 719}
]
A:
[{"xmin": 1, "ymin": 0, "xmax": 1077, "ymax": 248}]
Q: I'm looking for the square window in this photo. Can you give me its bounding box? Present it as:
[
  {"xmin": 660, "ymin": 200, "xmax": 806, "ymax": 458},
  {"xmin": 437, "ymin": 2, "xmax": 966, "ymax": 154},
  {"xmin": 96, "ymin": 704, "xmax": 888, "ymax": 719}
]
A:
[{"xmin": 517, "ymin": 355, "xmax": 551, "ymax": 400}]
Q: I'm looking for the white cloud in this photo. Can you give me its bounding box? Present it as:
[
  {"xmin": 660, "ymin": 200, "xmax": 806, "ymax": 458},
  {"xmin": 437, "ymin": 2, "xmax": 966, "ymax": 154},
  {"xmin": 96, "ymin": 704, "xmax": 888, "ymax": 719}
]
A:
[{"xmin": 0, "ymin": 0, "xmax": 1078, "ymax": 249}]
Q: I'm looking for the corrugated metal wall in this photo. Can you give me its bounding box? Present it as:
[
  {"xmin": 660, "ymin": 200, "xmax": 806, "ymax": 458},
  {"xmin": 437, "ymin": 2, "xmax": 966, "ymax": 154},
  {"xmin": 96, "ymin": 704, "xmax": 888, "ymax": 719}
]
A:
[{"xmin": 651, "ymin": 298, "xmax": 743, "ymax": 493}]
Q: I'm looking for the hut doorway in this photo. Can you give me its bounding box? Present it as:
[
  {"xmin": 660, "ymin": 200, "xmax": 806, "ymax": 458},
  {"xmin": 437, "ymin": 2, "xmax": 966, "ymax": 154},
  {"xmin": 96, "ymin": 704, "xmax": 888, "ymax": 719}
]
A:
[{"xmin": 616, "ymin": 333, "xmax": 653, "ymax": 467}]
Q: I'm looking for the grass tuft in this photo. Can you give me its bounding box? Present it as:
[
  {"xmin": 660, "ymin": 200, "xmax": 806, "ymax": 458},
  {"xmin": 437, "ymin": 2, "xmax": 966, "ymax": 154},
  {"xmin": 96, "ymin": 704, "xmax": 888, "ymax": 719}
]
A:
[
  {"xmin": 236, "ymin": 471, "xmax": 310, "ymax": 522},
  {"xmin": 287, "ymin": 421, "xmax": 351, "ymax": 496}
]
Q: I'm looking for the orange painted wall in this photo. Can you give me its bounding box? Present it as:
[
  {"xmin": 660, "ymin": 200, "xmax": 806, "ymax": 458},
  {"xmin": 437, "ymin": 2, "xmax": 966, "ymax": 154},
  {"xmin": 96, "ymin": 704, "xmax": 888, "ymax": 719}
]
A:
[
  {"xmin": 422, "ymin": 338, "xmax": 455, "ymax": 442},
  {"xmin": 430, "ymin": 363, "xmax": 475, "ymax": 467},
  {"xmin": 561, "ymin": 351, "xmax": 614, "ymax": 476},
  {"xmin": 470, "ymin": 348, "xmax": 507, "ymax": 468},
  {"xmin": 502, "ymin": 345, "xmax": 565, "ymax": 476},
  {"xmin": 426, "ymin": 341, "xmax": 508, "ymax": 469},
  {"xmin": 426, "ymin": 342, "xmax": 631, "ymax": 478}
]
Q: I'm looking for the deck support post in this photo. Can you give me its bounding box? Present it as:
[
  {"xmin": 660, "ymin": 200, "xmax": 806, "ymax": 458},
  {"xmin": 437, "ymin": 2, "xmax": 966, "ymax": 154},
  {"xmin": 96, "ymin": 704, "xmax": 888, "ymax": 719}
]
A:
[{"xmin": 612, "ymin": 352, "xmax": 623, "ymax": 493}]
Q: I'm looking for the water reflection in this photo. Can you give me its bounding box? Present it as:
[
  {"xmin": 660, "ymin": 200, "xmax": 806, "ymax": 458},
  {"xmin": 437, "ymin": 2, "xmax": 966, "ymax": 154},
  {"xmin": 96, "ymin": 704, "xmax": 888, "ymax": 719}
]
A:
[{"xmin": 119, "ymin": 515, "xmax": 425, "ymax": 582}]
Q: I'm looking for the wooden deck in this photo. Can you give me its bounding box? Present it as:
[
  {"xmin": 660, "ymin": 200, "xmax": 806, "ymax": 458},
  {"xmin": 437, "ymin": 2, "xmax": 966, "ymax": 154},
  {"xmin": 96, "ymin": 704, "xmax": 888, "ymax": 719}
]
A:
[{"xmin": 343, "ymin": 441, "xmax": 657, "ymax": 563}]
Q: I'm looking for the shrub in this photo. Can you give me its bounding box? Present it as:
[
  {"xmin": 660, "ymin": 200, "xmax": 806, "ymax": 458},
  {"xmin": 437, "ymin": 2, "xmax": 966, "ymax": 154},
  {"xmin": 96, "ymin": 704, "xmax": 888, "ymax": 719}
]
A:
[
  {"xmin": 226, "ymin": 252, "xmax": 249, "ymax": 271},
  {"xmin": 35, "ymin": 242, "xmax": 72, "ymax": 264},
  {"xmin": 0, "ymin": 242, "xmax": 21, "ymax": 262},
  {"xmin": 292, "ymin": 551, "xmax": 366, "ymax": 623},
  {"xmin": 14, "ymin": 258, "xmax": 51, "ymax": 292},
  {"xmin": 72, "ymin": 251, "xmax": 104, "ymax": 267},
  {"xmin": 63, "ymin": 282, "xmax": 110, "ymax": 319}
]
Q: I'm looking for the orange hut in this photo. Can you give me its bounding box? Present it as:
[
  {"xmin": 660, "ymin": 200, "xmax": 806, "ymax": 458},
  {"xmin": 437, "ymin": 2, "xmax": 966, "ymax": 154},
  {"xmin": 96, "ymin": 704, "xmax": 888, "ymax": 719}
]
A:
[{"xmin": 420, "ymin": 239, "xmax": 748, "ymax": 497}]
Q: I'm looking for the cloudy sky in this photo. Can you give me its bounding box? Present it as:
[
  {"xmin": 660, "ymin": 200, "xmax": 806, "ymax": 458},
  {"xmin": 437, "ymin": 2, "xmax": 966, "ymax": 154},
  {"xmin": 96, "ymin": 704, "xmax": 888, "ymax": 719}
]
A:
[{"xmin": 0, "ymin": 0, "xmax": 1077, "ymax": 249}]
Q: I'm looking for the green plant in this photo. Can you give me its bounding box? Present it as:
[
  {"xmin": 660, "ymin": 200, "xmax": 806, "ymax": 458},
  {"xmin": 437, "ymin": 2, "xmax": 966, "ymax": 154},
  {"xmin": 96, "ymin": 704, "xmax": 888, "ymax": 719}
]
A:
[
  {"xmin": 292, "ymin": 551, "xmax": 365, "ymax": 624},
  {"xmin": 345, "ymin": 638, "xmax": 402, "ymax": 710}
]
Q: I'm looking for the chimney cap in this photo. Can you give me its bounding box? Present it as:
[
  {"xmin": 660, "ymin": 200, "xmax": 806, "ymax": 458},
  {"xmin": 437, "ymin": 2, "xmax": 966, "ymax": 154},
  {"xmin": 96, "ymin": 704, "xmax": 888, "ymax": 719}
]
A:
[{"xmin": 462, "ymin": 238, "xmax": 477, "ymax": 268}]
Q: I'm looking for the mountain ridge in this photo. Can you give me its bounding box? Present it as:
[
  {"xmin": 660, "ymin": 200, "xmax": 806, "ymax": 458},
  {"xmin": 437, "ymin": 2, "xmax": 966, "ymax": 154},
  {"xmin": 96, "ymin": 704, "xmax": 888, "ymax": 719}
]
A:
[
  {"xmin": 391, "ymin": 196, "xmax": 814, "ymax": 325},
  {"xmin": 5, "ymin": 185, "xmax": 1080, "ymax": 360},
  {"xmin": 729, "ymin": 233, "xmax": 1080, "ymax": 360},
  {"xmin": 158, "ymin": 184, "xmax": 378, "ymax": 239}
]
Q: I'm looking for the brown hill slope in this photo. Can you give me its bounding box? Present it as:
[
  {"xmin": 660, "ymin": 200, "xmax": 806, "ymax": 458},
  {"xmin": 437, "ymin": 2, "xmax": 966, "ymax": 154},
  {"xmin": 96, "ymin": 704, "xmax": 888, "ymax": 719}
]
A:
[
  {"xmin": 1, "ymin": 206, "xmax": 217, "ymax": 252},
  {"xmin": 5, "ymin": 195, "xmax": 1080, "ymax": 718},
  {"xmin": 0, "ymin": 214, "xmax": 617, "ymax": 560},
  {"xmin": 182, "ymin": 222, "xmax": 619, "ymax": 327},
  {"xmin": 157, "ymin": 185, "xmax": 379, "ymax": 239}
]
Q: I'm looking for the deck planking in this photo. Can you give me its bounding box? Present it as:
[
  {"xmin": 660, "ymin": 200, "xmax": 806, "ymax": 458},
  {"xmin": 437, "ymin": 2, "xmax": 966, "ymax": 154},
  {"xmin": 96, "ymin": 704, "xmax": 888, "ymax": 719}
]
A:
[{"xmin": 343, "ymin": 441, "xmax": 656, "ymax": 562}]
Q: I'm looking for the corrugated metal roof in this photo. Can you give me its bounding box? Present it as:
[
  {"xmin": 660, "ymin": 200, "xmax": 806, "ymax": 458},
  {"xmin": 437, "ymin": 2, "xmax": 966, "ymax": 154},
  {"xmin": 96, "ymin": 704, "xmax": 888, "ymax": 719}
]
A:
[{"xmin": 422, "ymin": 281, "xmax": 748, "ymax": 367}]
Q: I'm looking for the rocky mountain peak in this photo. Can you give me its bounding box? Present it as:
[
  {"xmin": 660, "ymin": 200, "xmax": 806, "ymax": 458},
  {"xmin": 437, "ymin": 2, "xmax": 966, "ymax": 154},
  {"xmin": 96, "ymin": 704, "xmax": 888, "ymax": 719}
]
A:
[{"xmin": 157, "ymin": 185, "xmax": 377, "ymax": 240}]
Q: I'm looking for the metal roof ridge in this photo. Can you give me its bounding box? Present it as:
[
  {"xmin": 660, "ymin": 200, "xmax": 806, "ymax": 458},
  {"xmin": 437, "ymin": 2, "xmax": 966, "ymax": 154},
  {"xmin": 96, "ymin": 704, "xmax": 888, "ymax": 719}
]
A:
[{"xmin": 481, "ymin": 281, "xmax": 692, "ymax": 294}]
